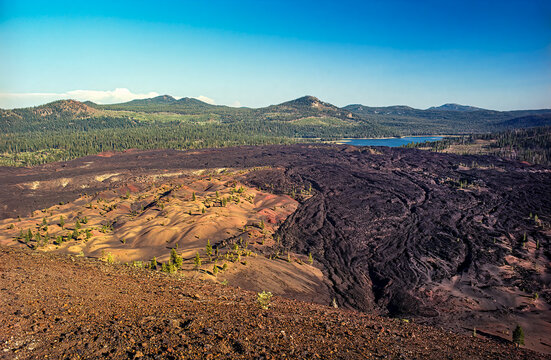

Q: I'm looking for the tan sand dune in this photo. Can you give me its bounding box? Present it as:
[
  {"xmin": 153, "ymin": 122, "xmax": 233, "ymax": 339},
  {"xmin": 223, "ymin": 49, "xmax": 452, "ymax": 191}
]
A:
[{"xmin": 0, "ymin": 171, "xmax": 330, "ymax": 305}]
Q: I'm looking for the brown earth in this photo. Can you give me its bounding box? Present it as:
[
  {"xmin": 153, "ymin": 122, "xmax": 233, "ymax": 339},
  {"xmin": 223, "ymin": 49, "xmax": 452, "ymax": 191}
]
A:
[
  {"xmin": 1, "ymin": 246, "xmax": 547, "ymax": 360},
  {"xmin": 0, "ymin": 144, "xmax": 550, "ymax": 354}
]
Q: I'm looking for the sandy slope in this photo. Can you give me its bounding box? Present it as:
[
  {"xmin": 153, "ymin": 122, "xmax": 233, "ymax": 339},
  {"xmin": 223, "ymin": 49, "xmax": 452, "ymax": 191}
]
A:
[{"xmin": 0, "ymin": 171, "xmax": 331, "ymax": 306}]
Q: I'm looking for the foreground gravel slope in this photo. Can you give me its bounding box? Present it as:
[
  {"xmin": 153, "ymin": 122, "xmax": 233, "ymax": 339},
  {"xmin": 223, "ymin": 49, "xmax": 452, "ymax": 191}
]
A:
[{"xmin": 0, "ymin": 246, "xmax": 547, "ymax": 360}]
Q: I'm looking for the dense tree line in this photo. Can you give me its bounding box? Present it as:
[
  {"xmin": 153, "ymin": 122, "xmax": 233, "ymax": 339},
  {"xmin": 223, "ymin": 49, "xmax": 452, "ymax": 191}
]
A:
[
  {"xmin": 407, "ymin": 126, "xmax": 551, "ymax": 165},
  {"xmin": 0, "ymin": 119, "xmax": 390, "ymax": 166}
]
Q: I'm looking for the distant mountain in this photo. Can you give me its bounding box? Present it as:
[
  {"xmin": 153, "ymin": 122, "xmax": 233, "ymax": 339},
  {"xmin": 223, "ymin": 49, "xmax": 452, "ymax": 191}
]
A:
[
  {"xmin": 99, "ymin": 95, "xmax": 216, "ymax": 112},
  {"xmin": 428, "ymin": 103, "xmax": 486, "ymax": 112},
  {"xmin": 125, "ymin": 95, "xmax": 177, "ymax": 105},
  {"xmin": 277, "ymin": 95, "xmax": 335, "ymax": 110},
  {"xmin": 344, "ymin": 102, "xmax": 551, "ymax": 134},
  {"xmin": 3, "ymin": 95, "xmax": 551, "ymax": 138},
  {"xmin": 265, "ymin": 96, "xmax": 361, "ymax": 122},
  {"xmin": 30, "ymin": 99, "xmax": 98, "ymax": 118}
]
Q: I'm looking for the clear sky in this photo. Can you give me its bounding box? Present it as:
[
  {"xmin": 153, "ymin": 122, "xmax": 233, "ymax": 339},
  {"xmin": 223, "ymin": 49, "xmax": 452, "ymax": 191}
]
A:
[{"xmin": 0, "ymin": 0, "xmax": 550, "ymax": 110}]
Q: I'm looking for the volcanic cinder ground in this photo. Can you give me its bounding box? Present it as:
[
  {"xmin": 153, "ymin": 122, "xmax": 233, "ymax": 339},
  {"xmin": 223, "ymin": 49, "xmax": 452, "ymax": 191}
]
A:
[{"xmin": 1, "ymin": 144, "xmax": 550, "ymax": 353}]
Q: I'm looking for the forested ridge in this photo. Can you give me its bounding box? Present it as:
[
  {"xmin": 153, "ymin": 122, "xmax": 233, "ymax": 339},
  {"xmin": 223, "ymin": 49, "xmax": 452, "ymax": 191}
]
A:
[
  {"xmin": 407, "ymin": 126, "xmax": 551, "ymax": 165},
  {"xmin": 1, "ymin": 95, "xmax": 550, "ymax": 166}
]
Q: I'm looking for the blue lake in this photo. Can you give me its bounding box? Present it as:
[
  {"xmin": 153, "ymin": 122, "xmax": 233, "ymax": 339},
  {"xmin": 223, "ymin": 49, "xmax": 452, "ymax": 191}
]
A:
[{"xmin": 338, "ymin": 136, "xmax": 443, "ymax": 147}]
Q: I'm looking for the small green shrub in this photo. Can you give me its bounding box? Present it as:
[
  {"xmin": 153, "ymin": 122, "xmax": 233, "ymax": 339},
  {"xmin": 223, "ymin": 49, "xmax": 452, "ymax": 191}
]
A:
[
  {"xmin": 170, "ymin": 248, "xmax": 183, "ymax": 269},
  {"xmin": 162, "ymin": 260, "xmax": 177, "ymax": 273},
  {"xmin": 257, "ymin": 291, "xmax": 273, "ymax": 310},
  {"xmin": 105, "ymin": 252, "xmax": 115, "ymax": 264}
]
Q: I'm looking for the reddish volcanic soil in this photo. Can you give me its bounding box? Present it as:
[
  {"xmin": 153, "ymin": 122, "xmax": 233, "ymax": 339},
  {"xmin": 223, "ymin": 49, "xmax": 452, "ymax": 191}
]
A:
[
  {"xmin": 1, "ymin": 246, "xmax": 547, "ymax": 360},
  {"xmin": 0, "ymin": 144, "xmax": 550, "ymax": 355}
]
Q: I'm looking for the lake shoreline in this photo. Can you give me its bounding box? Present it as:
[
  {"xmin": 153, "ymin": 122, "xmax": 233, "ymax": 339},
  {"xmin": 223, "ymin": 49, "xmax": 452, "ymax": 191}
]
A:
[{"xmin": 332, "ymin": 135, "xmax": 449, "ymax": 147}]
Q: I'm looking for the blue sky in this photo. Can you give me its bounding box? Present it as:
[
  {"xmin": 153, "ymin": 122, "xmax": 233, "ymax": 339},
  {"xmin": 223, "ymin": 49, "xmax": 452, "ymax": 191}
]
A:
[{"xmin": 0, "ymin": 0, "xmax": 549, "ymax": 110}]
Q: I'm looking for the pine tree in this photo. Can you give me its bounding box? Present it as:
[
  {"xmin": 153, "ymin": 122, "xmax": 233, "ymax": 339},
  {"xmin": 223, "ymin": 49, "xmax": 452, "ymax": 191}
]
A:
[
  {"xmin": 206, "ymin": 239, "xmax": 213, "ymax": 258},
  {"xmin": 194, "ymin": 252, "xmax": 202, "ymax": 269},
  {"xmin": 308, "ymin": 252, "xmax": 313, "ymax": 265},
  {"xmin": 59, "ymin": 215, "xmax": 65, "ymax": 228},
  {"xmin": 512, "ymin": 325, "xmax": 524, "ymax": 346},
  {"xmin": 192, "ymin": 192, "xmax": 196, "ymax": 201},
  {"xmin": 150, "ymin": 256, "xmax": 157, "ymax": 270},
  {"xmin": 170, "ymin": 248, "xmax": 183, "ymax": 269}
]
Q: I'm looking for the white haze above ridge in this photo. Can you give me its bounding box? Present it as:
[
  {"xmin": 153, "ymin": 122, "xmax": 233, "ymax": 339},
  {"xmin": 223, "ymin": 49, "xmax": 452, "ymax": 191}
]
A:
[{"xmin": 0, "ymin": 88, "xmax": 224, "ymax": 109}]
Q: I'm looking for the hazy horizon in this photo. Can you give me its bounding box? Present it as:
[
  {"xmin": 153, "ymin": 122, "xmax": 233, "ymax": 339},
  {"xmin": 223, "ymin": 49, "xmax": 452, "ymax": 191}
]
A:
[
  {"xmin": 1, "ymin": 0, "xmax": 550, "ymax": 110},
  {"xmin": 3, "ymin": 90, "xmax": 551, "ymax": 112}
]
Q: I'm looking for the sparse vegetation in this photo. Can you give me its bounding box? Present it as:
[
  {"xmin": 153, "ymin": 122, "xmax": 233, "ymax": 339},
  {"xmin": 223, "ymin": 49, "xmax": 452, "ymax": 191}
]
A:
[
  {"xmin": 104, "ymin": 252, "xmax": 115, "ymax": 264},
  {"xmin": 256, "ymin": 291, "xmax": 273, "ymax": 310},
  {"xmin": 161, "ymin": 260, "xmax": 177, "ymax": 273}
]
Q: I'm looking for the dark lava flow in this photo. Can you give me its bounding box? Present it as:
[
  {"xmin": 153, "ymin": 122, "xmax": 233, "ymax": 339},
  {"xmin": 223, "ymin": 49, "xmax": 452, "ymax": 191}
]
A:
[{"xmin": 1, "ymin": 145, "xmax": 550, "ymax": 331}]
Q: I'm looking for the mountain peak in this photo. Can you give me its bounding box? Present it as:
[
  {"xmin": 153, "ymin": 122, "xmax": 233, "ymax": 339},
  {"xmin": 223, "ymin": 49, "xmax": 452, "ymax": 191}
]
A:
[
  {"xmin": 32, "ymin": 99, "xmax": 98, "ymax": 117},
  {"xmin": 428, "ymin": 103, "xmax": 485, "ymax": 112},
  {"xmin": 151, "ymin": 95, "xmax": 176, "ymax": 102},
  {"xmin": 297, "ymin": 95, "xmax": 321, "ymax": 102},
  {"xmin": 278, "ymin": 95, "xmax": 327, "ymax": 108}
]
